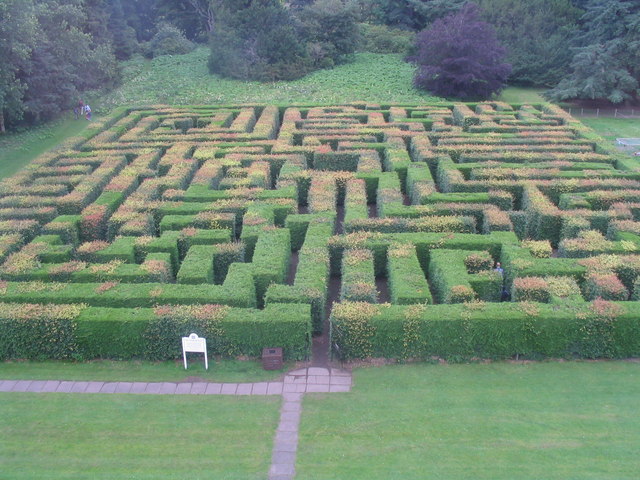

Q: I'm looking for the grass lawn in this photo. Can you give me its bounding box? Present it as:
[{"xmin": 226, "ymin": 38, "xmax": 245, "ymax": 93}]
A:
[
  {"xmin": 0, "ymin": 359, "xmax": 291, "ymax": 383},
  {"xmin": 297, "ymin": 362, "xmax": 640, "ymax": 480},
  {"xmin": 579, "ymin": 117, "xmax": 640, "ymax": 144},
  {"xmin": 495, "ymin": 87, "xmax": 546, "ymax": 104},
  {"xmin": 0, "ymin": 392, "xmax": 279, "ymax": 480},
  {"xmin": 0, "ymin": 116, "xmax": 90, "ymax": 180},
  {"xmin": 98, "ymin": 49, "xmax": 440, "ymax": 108}
]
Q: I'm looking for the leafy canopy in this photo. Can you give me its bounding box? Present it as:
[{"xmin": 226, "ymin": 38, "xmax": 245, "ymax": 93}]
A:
[
  {"xmin": 478, "ymin": 0, "xmax": 582, "ymax": 87},
  {"xmin": 411, "ymin": 2, "xmax": 511, "ymax": 99},
  {"xmin": 547, "ymin": 0, "xmax": 640, "ymax": 103}
]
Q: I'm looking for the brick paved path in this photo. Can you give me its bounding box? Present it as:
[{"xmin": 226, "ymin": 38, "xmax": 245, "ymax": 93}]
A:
[{"xmin": 0, "ymin": 366, "xmax": 352, "ymax": 480}]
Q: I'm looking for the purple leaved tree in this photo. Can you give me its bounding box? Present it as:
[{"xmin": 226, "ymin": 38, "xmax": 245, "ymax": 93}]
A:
[{"xmin": 412, "ymin": 3, "xmax": 511, "ymax": 99}]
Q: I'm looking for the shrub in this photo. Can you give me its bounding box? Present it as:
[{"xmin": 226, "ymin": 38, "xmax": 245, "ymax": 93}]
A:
[
  {"xmin": 522, "ymin": 240, "xmax": 553, "ymax": 258},
  {"xmin": 411, "ymin": 3, "xmax": 511, "ymax": 99},
  {"xmin": 208, "ymin": 1, "xmax": 311, "ymax": 81},
  {"xmin": 72, "ymin": 303, "xmax": 311, "ymax": 361},
  {"xmin": 252, "ymin": 228, "xmax": 291, "ymax": 307},
  {"xmin": 512, "ymin": 277, "xmax": 551, "ymax": 303},
  {"xmin": 583, "ymin": 273, "xmax": 629, "ymax": 301},
  {"xmin": 145, "ymin": 22, "xmax": 194, "ymax": 58},
  {"xmin": 357, "ymin": 23, "xmax": 414, "ymax": 54},
  {"xmin": 464, "ymin": 251, "xmax": 493, "ymax": 274}
]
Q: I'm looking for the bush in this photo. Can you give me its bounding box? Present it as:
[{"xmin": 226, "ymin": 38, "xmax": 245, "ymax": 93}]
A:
[
  {"xmin": 145, "ymin": 22, "xmax": 194, "ymax": 58},
  {"xmin": 252, "ymin": 229, "xmax": 291, "ymax": 307},
  {"xmin": 265, "ymin": 217, "xmax": 332, "ymax": 334},
  {"xmin": 411, "ymin": 3, "xmax": 511, "ymax": 99},
  {"xmin": 208, "ymin": 1, "xmax": 311, "ymax": 81},
  {"xmin": 340, "ymin": 248, "xmax": 378, "ymax": 303},
  {"xmin": 298, "ymin": 0, "xmax": 359, "ymax": 68},
  {"xmin": 583, "ymin": 273, "xmax": 629, "ymax": 301},
  {"xmin": 512, "ymin": 277, "xmax": 551, "ymax": 303},
  {"xmin": 357, "ymin": 23, "xmax": 414, "ymax": 54}
]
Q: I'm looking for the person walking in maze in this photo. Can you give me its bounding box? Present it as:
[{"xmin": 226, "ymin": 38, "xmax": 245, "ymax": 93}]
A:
[{"xmin": 494, "ymin": 262, "xmax": 510, "ymax": 301}]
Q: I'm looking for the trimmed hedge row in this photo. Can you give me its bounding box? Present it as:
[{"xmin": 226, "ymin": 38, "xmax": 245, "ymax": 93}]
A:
[
  {"xmin": 0, "ymin": 262, "xmax": 257, "ymax": 308},
  {"xmin": 428, "ymin": 249, "xmax": 501, "ymax": 303},
  {"xmin": 266, "ymin": 216, "xmax": 332, "ymax": 334},
  {"xmin": 0, "ymin": 302, "xmax": 311, "ymax": 361},
  {"xmin": 252, "ymin": 228, "xmax": 291, "ymax": 307},
  {"xmin": 328, "ymin": 231, "xmax": 515, "ymax": 277},
  {"xmin": 340, "ymin": 249, "xmax": 378, "ymax": 303},
  {"xmin": 387, "ymin": 243, "xmax": 432, "ymax": 304},
  {"xmin": 331, "ymin": 300, "xmax": 640, "ymax": 361}
]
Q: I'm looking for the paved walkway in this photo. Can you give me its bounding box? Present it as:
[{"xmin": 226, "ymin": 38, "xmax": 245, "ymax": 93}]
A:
[{"xmin": 0, "ymin": 366, "xmax": 352, "ymax": 480}]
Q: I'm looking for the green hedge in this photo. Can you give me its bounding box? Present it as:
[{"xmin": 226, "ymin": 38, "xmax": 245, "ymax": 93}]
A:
[
  {"xmin": 285, "ymin": 213, "xmax": 335, "ymax": 251},
  {"xmin": 331, "ymin": 301, "xmax": 640, "ymax": 361},
  {"xmin": 313, "ymin": 151, "xmax": 359, "ymax": 171},
  {"xmin": 265, "ymin": 218, "xmax": 332, "ymax": 333},
  {"xmin": 252, "ymin": 228, "xmax": 291, "ymax": 307},
  {"xmin": 0, "ymin": 263, "xmax": 256, "ymax": 308},
  {"xmin": 387, "ymin": 243, "xmax": 432, "ymax": 304},
  {"xmin": 340, "ymin": 249, "xmax": 378, "ymax": 303},
  {"xmin": 328, "ymin": 231, "xmax": 515, "ymax": 277},
  {"xmin": 0, "ymin": 303, "xmax": 85, "ymax": 360},
  {"xmin": 176, "ymin": 245, "xmax": 214, "ymax": 284},
  {"xmin": 0, "ymin": 302, "xmax": 311, "ymax": 361}
]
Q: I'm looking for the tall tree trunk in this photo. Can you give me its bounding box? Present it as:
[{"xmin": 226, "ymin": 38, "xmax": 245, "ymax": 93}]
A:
[{"xmin": 189, "ymin": 0, "xmax": 215, "ymax": 33}]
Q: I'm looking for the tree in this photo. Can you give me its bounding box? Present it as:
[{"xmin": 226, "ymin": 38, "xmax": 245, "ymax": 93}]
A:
[
  {"xmin": 547, "ymin": 0, "xmax": 640, "ymax": 103},
  {"xmin": 107, "ymin": 0, "xmax": 139, "ymax": 60},
  {"xmin": 20, "ymin": 0, "xmax": 117, "ymax": 123},
  {"xmin": 362, "ymin": 0, "xmax": 466, "ymax": 31},
  {"xmin": 156, "ymin": 0, "xmax": 230, "ymax": 41},
  {"xmin": 208, "ymin": 0, "xmax": 311, "ymax": 81},
  {"xmin": 478, "ymin": 0, "xmax": 582, "ymax": 86},
  {"xmin": 297, "ymin": 0, "xmax": 359, "ymax": 68},
  {"xmin": 547, "ymin": 42, "xmax": 637, "ymax": 103},
  {"xmin": 0, "ymin": 0, "xmax": 36, "ymax": 132},
  {"xmin": 147, "ymin": 21, "xmax": 195, "ymax": 58},
  {"xmin": 411, "ymin": 2, "xmax": 511, "ymax": 99}
]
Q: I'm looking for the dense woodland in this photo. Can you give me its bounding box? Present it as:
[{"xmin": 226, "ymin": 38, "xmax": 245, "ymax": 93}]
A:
[{"xmin": 0, "ymin": 0, "xmax": 639, "ymax": 132}]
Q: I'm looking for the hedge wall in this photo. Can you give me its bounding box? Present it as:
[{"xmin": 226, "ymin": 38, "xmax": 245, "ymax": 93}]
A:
[
  {"xmin": 331, "ymin": 301, "xmax": 640, "ymax": 361},
  {"xmin": 0, "ymin": 302, "xmax": 311, "ymax": 361}
]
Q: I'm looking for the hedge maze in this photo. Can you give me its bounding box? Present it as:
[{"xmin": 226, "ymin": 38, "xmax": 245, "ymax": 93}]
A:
[{"xmin": 1, "ymin": 103, "xmax": 640, "ymax": 362}]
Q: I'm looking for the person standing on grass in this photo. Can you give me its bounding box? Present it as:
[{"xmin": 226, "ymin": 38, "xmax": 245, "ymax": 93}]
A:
[
  {"xmin": 84, "ymin": 103, "xmax": 92, "ymax": 121},
  {"xmin": 74, "ymin": 100, "xmax": 84, "ymax": 120}
]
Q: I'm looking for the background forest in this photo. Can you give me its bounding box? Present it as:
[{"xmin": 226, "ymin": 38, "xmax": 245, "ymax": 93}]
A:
[{"xmin": 1, "ymin": 0, "xmax": 639, "ymax": 132}]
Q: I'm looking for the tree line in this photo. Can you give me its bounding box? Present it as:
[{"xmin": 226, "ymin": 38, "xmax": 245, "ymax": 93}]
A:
[{"xmin": 1, "ymin": 0, "xmax": 638, "ymax": 132}]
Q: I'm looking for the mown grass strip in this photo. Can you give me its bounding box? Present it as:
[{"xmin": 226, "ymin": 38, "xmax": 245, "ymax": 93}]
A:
[
  {"xmin": 297, "ymin": 362, "xmax": 640, "ymax": 480},
  {"xmin": 0, "ymin": 392, "xmax": 279, "ymax": 480}
]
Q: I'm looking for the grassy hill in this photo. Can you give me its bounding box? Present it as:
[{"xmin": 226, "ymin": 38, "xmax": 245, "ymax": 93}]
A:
[{"xmin": 98, "ymin": 48, "xmax": 441, "ymax": 109}]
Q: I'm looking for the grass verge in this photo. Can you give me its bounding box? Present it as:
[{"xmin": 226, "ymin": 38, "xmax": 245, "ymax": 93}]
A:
[
  {"xmin": 0, "ymin": 392, "xmax": 279, "ymax": 480},
  {"xmin": 495, "ymin": 87, "xmax": 546, "ymax": 104},
  {"xmin": 0, "ymin": 116, "xmax": 90, "ymax": 180},
  {"xmin": 297, "ymin": 361, "xmax": 640, "ymax": 480},
  {"xmin": 0, "ymin": 359, "xmax": 292, "ymax": 383},
  {"xmin": 579, "ymin": 117, "xmax": 640, "ymax": 144}
]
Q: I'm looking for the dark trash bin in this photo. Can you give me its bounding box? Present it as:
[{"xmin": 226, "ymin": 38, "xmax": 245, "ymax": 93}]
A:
[{"xmin": 262, "ymin": 347, "xmax": 283, "ymax": 370}]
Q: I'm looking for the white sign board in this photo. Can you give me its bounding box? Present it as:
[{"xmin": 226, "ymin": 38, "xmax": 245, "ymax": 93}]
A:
[{"xmin": 182, "ymin": 333, "xmax": 208, "ymax": 370}]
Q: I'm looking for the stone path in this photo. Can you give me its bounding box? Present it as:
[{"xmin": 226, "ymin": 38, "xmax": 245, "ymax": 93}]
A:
[{"xmin": 0, "ymin": 366, "xmax": 351, "ymax": 480}]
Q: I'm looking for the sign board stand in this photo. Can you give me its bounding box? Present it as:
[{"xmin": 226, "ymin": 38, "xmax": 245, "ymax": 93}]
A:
[{"xmin": 182, "ymin": 333, "xmax": 208, "ymax": 370}]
